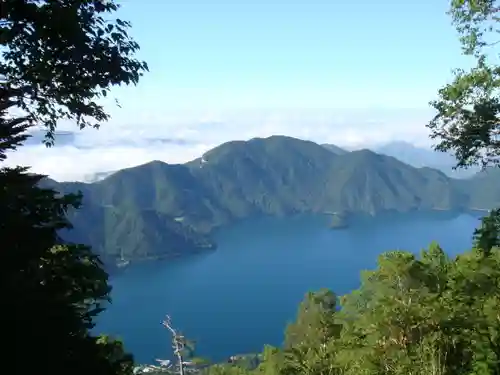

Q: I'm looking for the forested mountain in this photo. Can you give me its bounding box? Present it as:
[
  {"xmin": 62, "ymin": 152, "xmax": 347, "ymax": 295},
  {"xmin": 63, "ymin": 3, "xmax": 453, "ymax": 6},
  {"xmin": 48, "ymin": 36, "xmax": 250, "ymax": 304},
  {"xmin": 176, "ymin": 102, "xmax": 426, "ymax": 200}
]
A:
[
  {"xmin": 322, "ymin": 141, "xmax": 480, "ymax": 178},
  {"xmin": 457, "ymin": 167, "xmax": 500, "ymax": 208},
  {"xmin": 48, "ymin": 136, "xmax": 495, "ymax": 262}
]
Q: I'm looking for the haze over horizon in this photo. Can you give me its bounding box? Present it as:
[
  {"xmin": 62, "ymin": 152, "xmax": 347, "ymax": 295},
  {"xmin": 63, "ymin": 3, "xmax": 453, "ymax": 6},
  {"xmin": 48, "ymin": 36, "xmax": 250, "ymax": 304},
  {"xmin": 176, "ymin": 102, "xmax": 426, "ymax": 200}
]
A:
[{"xmin": 4, "ymin": 0, "xmax": 472, "ymax": 181}]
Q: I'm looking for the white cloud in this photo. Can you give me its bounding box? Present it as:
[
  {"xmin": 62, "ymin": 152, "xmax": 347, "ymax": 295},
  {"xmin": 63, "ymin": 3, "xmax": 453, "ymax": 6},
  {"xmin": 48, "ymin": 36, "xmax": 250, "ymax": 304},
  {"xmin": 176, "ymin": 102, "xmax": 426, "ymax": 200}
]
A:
[
  {"xmin": 2, "ymin": 107, "xmax": 436, "ymax": 181},
  {"xmin": 4, "ymin": 143, "xmax": 215, "ymax": 182}
]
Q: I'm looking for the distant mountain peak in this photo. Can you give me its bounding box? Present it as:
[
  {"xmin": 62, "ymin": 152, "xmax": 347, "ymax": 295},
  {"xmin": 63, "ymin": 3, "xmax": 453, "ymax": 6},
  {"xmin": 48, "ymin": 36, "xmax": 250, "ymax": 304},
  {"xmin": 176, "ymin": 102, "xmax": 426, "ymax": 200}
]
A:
[
  {"xmin": 82, "ymin": 170, "xmax": 116, "ymax": 183},
  {"xmin": 374, "ymin": 140, "xmax": 479, "ymax": 179},
  {"xmin": 352, "ymin": 148, "xmax": 379, "ymax": 155},
  {"xmin": 381, "ymin": 140, "xmax": 417, "ymax": 148},
  {"xmin": 253, "ymin": 134, "xmax": 296, "ymax": 141},
  {"xmin": 348, "ymin": 148, "xmax": 389, "ymax": 161},
  {"xmin": 321, "ymin": 143, "xmax": 348, "ymax": 155}
]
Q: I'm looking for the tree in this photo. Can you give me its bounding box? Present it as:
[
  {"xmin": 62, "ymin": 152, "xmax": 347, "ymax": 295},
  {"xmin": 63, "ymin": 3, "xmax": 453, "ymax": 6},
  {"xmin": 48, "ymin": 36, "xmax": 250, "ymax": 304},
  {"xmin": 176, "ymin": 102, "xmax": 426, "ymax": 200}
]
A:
[
  {"xmin": 426, "ymin": 3, "xmax": 500, "ymax": 370},
  {"xmin": 161, "ymin": 315, "xmax": 209, "ymax": 374},
  {"xmin": 254, "ymin": 346, "xmax": 286, "ymax": 375},
  {"xmin": 281, "ymin": 290, "xmax": 340, "ymax": 375},
  {"xmin": 473, "ymin": 208, "xmax": 500, "ymax": 253},
  {"xmin": 162, "ymin": 315, "xmax": 192, "ymax": 375},
  {"xmin": 284, "ymin": 289, "xmax": 339, "ymax": 350},
  {"xmin": 1, "ymin": 1, "xmax": 147, "ymax": 374},
  {"xmin": 1, "ymin": 0, "xmax": 148, "ymax": 142},
  {"xmin": 427, "ymin": 0, "xmax": 500, "ymax": 169}
]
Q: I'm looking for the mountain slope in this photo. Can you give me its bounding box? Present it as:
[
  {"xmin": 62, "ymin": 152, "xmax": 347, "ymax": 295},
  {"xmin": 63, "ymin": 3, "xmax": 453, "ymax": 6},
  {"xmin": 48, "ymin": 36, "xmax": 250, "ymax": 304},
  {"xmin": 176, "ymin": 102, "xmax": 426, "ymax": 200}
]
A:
[
  {"xmin": 457, "ymin": 167, "xmax": 500, "ymax": 209},
  {"xmin": 186, "ymin": 136, "xmax": 338, "ymax": 224},
  {"xmin": 50, "ymin": 136, "xmax": 492, "ymax": 262},
  {"xmin": 322, "ymin": 150, "xmax": 468, "ymax": 214}
]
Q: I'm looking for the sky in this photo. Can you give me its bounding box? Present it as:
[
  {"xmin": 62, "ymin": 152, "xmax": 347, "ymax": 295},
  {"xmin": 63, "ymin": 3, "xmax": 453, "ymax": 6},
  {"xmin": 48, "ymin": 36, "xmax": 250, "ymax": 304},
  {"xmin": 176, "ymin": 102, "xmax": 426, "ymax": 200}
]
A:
[{"xmin": 4, "ymin": 0, "xmax": 475, "ymax": 181}]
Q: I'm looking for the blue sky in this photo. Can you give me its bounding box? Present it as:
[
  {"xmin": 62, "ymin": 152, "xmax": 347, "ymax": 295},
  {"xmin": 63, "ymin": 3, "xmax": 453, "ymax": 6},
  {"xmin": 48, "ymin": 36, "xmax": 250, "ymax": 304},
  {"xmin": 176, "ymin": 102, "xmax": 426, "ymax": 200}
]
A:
[
  {"xmin": 110, "ymin": 0, "xmax": 465, "ymax": 112},
  {"xmin": 6, "ymin": 0, "xmax": 473, "ymax": 180}
]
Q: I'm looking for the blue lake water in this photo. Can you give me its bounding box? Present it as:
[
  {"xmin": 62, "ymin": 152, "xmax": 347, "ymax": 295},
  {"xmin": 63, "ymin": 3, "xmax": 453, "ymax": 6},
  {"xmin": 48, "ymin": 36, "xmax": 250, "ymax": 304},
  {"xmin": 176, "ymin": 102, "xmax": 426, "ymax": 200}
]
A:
[{"xmin": 96, "ymin": 211, "xmax": 481, "ymax": 364}]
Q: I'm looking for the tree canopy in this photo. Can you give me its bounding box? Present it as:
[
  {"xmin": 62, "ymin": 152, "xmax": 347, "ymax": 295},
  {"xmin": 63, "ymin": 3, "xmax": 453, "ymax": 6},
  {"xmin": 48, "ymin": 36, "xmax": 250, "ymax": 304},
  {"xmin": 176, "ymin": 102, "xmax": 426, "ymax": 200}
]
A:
[
  {"xmin": 1, "ymin": 0, "xmax": 148, "ymax": 143},
  {"xmin": 428, "ymin": 0, "xmax": 500, "ymax": 169},
  {"xmin": 1, "ymin": 1, "xmax": 147, "ymax": 374}
]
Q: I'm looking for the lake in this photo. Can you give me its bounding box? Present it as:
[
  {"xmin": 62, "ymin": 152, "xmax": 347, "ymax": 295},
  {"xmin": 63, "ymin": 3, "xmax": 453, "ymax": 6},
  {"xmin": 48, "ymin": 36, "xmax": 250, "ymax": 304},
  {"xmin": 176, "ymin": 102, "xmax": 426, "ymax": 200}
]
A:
[{"xmin": 96, "ymin": 211, "xmax": 481, "ymax": 364}]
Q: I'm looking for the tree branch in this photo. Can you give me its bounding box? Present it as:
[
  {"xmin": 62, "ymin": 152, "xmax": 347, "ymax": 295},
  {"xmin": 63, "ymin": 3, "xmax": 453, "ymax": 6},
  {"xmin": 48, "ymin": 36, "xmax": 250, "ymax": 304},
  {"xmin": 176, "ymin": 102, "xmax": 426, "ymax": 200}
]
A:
[{"xmin": 162, "ymin": 315, "xmax": 185, "ymax": 375}]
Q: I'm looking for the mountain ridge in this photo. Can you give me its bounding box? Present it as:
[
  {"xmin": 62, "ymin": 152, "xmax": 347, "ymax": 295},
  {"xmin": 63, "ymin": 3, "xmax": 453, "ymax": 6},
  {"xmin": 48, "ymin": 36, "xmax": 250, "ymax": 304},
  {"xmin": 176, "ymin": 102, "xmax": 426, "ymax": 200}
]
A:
[
  {"xmin": 81, "ymin": 139, "xmax": 474, "ymax": 183},
  {"xmin": 320, "ymin": 141, "xmax": 479, "ymax": 178},
  {"xmin": 47, "ymin": 135, "xmax": 498, "ymax": 264}
]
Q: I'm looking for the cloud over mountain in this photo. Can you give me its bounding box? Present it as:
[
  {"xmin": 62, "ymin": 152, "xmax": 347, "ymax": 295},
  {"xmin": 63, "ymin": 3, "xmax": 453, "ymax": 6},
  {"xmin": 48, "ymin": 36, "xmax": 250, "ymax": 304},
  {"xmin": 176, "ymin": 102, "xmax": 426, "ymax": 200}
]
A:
[{"xmin": 4, "ymin": 108, "xmax": 436, "ymax": 181}]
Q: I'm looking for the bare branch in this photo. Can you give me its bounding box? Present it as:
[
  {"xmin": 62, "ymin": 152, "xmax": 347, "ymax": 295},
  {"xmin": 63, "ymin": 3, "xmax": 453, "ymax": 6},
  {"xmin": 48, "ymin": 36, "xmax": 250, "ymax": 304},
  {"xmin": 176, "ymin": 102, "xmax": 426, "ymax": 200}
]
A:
[{"xmin": 162, "ymin": 315, "xmax": 185, "ymax": 375}]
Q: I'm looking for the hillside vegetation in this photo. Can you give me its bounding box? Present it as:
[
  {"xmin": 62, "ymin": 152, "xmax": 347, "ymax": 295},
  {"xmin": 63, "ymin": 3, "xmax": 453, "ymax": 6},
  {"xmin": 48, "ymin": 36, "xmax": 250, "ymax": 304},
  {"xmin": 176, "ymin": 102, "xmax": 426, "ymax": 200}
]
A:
[{"xmin": 47, "ymin": 136, "xmax": 496, "ymax": 263}]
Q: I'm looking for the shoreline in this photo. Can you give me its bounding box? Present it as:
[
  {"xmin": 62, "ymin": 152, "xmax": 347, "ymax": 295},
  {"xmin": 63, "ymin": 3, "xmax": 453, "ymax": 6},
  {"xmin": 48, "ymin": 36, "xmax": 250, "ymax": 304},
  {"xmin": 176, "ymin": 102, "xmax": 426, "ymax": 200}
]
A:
[{"xmin": 103, "ymin": 207, "xmax": 488, "ymax": 267}]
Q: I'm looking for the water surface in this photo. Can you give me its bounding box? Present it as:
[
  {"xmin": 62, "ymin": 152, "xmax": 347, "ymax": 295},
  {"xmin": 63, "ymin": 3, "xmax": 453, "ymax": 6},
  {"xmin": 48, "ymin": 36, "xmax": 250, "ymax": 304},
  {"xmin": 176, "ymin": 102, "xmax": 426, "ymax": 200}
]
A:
[{"xmin": 97, "ymin": 212, "xmax": 481, "ymax": 363}]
